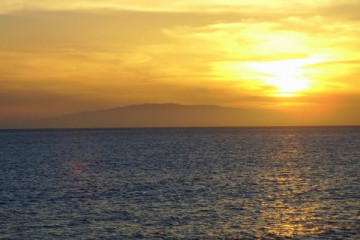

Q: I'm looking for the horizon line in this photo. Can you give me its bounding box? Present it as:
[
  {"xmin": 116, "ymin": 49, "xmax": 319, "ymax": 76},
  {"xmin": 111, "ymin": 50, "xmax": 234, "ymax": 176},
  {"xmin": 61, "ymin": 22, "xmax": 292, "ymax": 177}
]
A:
[{"xmin": 1, "ymin": 124, "xmax": 359, "ymax": 131}]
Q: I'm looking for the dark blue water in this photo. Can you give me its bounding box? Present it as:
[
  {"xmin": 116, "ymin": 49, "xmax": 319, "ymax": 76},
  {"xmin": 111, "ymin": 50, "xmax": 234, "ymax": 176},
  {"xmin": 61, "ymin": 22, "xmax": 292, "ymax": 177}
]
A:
[{"xmin": 1, "ymin": 127, "xmax": 359, "ymax": 239}]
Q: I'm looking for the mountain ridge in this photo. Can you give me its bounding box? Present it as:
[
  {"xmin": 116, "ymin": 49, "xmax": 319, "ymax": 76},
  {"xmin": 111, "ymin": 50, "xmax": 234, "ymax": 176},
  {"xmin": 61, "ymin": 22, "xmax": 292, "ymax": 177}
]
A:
[
  {"xmin": 35, "ymin": 103, "xmax": 255, "ymax": 128},
  {"xmin": 2, "ymin": 103, "xmax": 289, "ymax": 129}
]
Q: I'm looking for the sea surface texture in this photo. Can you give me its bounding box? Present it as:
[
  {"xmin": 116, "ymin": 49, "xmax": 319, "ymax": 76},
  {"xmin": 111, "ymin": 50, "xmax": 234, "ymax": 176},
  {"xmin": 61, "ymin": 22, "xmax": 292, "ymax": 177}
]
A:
[{"xmin": 1, "ymin": 127, "xmax": 359, "ymax": 239}]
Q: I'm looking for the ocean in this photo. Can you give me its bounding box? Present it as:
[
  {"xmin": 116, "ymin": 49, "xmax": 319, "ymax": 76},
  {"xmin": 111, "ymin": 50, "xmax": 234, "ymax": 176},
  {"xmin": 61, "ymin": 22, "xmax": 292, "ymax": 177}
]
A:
[{"xmin": 1, "ymin": 127, "xmax": 359, "ymax": 239}]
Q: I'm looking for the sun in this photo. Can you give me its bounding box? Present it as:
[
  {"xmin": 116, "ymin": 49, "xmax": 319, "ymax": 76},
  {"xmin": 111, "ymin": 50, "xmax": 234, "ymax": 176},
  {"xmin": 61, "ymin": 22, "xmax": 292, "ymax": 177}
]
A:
[{"xmin": 248, "ymin": 59, "xmax": 318, "ymax": 97}]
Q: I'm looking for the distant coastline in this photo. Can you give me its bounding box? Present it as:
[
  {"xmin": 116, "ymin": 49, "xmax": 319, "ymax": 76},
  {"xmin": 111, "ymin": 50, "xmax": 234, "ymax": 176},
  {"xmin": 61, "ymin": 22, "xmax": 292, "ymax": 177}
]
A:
[
  {"xmin": 1, "ymin": 125, "xmax": 359, "ymax": 132},
  {"xmin": 1, "ymin": 103, "xmax": 359, "ymax": 129}
]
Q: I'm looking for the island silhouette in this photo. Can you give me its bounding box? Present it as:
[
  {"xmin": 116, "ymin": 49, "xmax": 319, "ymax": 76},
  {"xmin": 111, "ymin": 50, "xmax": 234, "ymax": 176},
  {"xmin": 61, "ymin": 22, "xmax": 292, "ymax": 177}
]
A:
[{"xmin": 13, "ymin": 103, "xmax": 290, "ymax": 129}]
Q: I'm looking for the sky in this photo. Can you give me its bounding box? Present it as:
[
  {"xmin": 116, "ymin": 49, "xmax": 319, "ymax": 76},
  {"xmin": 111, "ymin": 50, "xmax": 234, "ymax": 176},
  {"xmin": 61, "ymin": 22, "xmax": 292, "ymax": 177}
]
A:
[{"xmin": 1, "ymin": 0, "xmax": 360, "ymax": 126}]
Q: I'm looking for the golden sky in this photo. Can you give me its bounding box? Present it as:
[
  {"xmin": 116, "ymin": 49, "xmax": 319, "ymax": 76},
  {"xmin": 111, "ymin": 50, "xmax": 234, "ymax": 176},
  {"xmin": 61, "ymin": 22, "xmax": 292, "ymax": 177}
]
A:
[{"xmin": 1, "ymin": 0, "xmax": 359, "ymax": 126}]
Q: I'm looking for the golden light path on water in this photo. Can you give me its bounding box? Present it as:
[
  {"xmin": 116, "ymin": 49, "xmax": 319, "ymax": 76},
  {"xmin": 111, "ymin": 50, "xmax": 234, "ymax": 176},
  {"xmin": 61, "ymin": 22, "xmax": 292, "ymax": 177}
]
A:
[{"xmin": 256, "ymin": 134, "xmax": 323, "ymax": 238}]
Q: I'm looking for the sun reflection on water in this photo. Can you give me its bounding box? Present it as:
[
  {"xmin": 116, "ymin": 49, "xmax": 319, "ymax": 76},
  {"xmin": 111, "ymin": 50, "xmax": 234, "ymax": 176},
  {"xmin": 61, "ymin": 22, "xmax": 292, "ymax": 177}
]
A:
[{"xmin": 258, "ymin": 135, "xmax": 324, "ymax": 238}]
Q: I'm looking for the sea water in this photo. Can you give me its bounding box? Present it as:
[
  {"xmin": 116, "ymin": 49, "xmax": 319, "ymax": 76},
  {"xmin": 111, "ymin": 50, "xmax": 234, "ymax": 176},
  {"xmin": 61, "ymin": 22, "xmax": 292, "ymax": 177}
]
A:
[{"xmin": 1, "ymin": 127, "xmax": 359, "ymax": 239}]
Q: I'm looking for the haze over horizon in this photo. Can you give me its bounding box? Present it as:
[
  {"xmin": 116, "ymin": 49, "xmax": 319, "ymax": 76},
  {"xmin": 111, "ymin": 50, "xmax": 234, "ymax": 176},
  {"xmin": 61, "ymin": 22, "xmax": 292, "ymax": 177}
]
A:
[
  {"xmin": 1, "ymin": 1, "xmax": 360, "ymax": 127},
  {"xmin": 0, "ymin": 103, "xmax": 358, "ymax": 129}
]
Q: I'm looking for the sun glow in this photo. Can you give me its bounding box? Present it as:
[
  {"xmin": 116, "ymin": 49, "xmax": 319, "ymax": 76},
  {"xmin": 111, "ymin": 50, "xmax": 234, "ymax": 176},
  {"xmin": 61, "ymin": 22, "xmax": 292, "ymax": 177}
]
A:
[{"xmin": 248, "ymin": 59, "xmax": 320, "ymax": 97}]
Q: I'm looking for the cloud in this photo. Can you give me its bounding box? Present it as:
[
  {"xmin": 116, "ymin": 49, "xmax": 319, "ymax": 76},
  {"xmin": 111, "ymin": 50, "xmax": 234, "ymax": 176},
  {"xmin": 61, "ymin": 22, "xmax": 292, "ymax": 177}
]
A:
[
  {"xmin": 305, "ymin": 59, "xmax": 360, "ymax": 68},
  {"xmin": 0, "ymin": 0, "xmax": 356, "ymax": 14},
  {"xmin": 320, "ymin": 2, "xmax": 360, "ymax": 20},
  {"xmin": 0, "ymin": 1, "xmax": 359, "ymax": 125}
]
